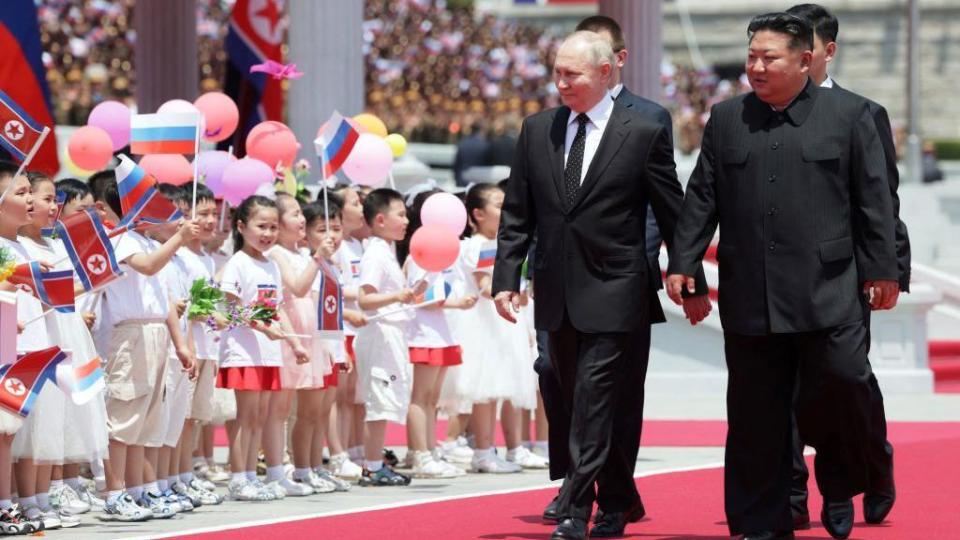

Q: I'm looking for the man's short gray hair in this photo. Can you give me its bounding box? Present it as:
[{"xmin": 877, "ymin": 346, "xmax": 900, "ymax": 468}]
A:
[{"xmin": 560, "ymin": 30, "xmax": 615, "ymax": 68}]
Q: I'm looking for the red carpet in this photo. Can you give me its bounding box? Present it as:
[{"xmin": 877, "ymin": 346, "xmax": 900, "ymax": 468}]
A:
[{"xmin": 191, "ymin": 422, "xmax": 960, "ymax": 539}]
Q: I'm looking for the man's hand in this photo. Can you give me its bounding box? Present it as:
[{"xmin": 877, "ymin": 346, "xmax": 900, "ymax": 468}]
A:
[
  {"xmin": 863, "ymin": 280, "xmax": 900, "ymax": 310},
  {"xmin": 494, "ymin": 291, "xmax": 521, "ymax": 324},
  {"xmin": 665, "ymin": 274, "xmax": 696, "ymax": 305},
  {"xmin": 682, "ymin": 295, "xmax": 712, "ymax": 326}
]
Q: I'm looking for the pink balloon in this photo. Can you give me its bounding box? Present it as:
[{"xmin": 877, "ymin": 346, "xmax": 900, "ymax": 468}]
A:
[
  {"xmin": 140, "ymin": 154, "xmax": 193, "ymax": 186},
  {"xmin": 197, "ymin": 150, "xmax": 237, "ymax": 195},
  {"xmin": 342, "ymin": 133, "xmax": 393, "ymax": 186},
  {"xmin": 67, "ymin": 126, "xmax": 114, "ymax": 171},
  {"xmin": 421, "ymin": 192, "xmax": 467, "ymax": 235},
  {"xmin": 157, "ymin": 99, "xmax": 200, "ymax": 116},
  {"xmin": 246, "ymin": 121, "xmax": 298, "ymax": 169},
  {"xmin": 87, "ymin": 100, "xmax": 131, "ymax": 151},
  {"xmin": 194, "ymin": 92, "xmax": 239, "ymax": 143},
  {"xmin": 409, "ymin": 224, "xmax": 461, "ymax": 272},
  {"xmin": 221, "ymin": 157, "xmax": 274, "ymax": 206}
]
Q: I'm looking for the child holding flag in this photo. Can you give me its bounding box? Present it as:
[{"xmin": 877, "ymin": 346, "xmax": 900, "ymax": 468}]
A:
[
  {"xmin": 457, "ymin": 183, "xmax": 544, "ymax": 473},
  {"xmin": 401, "ymin": 189, "xmax": 475, "ymax": 479},
  {"xmin": 0, "ymin": 162, "xmax": 44, "ymax": 534},
  {"xmin": 355, "ymin": 188, "xmax": 415, "ymax": 487}
]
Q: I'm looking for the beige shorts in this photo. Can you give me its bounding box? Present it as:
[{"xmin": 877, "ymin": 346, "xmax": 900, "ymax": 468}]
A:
[
  {"xmin": 161, "ymin": 356, "xmax": 195, "ymax": 447},
  {"xmin": 355, "ymin": 323, "xmax": 411, "ymax": 424},
  {"xmin": 188, "ymin": 359, "xmax": 217, "ymax": 424},
  {"xmin": 105, "ymin": 321, "xmax": 169, "ymax": 447}
]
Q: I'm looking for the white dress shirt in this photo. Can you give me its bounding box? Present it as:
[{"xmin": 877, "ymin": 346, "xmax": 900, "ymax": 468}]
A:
[
  {"xmin": 564, "ymin": 91, "xmax": 614, "ymax": 185},
  {"xmin": 821, "ymin": 76, "xmax": 835, "ymax": 88},
  {"xmin": 610, "ymin": 83, "xmax": 624, "ymax": 100}
]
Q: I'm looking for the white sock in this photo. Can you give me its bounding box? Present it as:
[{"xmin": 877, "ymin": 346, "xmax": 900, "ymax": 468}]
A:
[
  {"xmin": 475, "ymin": 447, "xmax": 493, "ymax": 460},
  {"xmin": 94, "ymin": 476, "xmax": 107, "ymax": 493},
  {"xmin": 232, "ymin": 472, "xmax": 247, "ymax": 483},
  {"xmin": 107, "ymin": 490, "xmax": 123, "ymax": 503},
  {"xmin": 0, "ymin": 499, "xmax": 11, "ymax": 510},
  {"xmin": 50, "ymin": 479, "xmax": 64, "ymax": 490},
  {"xmin": 36, "ymin": 493, "xmax": 49, "ymax": 509},
  {"xmin": 266, "ymin": 465, "xmax": 285, "ymax": 482},
  {"xmin": 365, "ymin": 460, "xmax": 383, "ymax": 473},
  {"xmin": 19, "ymin": 496, "xmax": 36, "ymax": 509},
  {"xmin": 294, "ymin": 467, "xmax": 311, "ymax": 480},
  {"xmin": 534, "ymin": 440, "xmax": 549, "ymax": 451},
  {"xmin": 245, "ymin": 470, "xmax": 256, "ymax": 481},
  {"xmin": 168, "ymin": 475, "xmax": 180, "ymax": 488},
  {"xmin": 205, "ymin": 456, "xmax": 215, "ymax": 466},
  {"xmin": 348, "ymin": 446, "xmax": 363, "ymax": 460},
  {"xmin": 158, "ymin": 479, "xmax": 169, "ymax": 492},
  {"xmin": 180, "ymin": 472, "xmax": 193, "ymax": 484},
  {"xmin": 65, "ymin": 477, "xmax": 81, "ymax": 491},
  {"xmin": 22, "ymin": 503, "xmax": 41, "ymax": 519},
  {"xmin": 144, "ymin": 481, "xmax": 160, "ymax": 496},
  {"xmin": 192, "ymin": 456, "xmax": 205, "ymax": 467},
  {"xmin": 127, "ymin": 485, "xmax": 143, "ymax": 500}
]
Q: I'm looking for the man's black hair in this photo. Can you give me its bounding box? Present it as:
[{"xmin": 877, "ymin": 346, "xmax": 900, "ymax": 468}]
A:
[{"xmin": 747, "ymin": 12, "xmax": 814, "ymax": 52}]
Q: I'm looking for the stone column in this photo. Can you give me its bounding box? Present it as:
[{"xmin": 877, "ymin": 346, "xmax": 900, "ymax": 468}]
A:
[
  {"xmin": 598, "ymin": 0, "xmax": 662, "ymax": 101},
  {"xmin": 133, "ymin": 0, "xmax": 198, "ymax": 113},
  {"xmin": 287, "ymin": 0, "xmax": 364, "ymax": 168}
]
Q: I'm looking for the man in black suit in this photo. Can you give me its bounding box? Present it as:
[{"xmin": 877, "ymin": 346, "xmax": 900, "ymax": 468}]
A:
[
  {"xmin": 785, "ymin": 3, "xmax": 910, "ymax": 530},
  {"xmin": 493, "ymin": 31, "xmax": 708, "ymax": 540},
  {"xmin": 535, "ymin": 18, "xmax": 691, "ymax": 524},
  {"xmin": 453, "ymin": 121, "xmax": 491, "ymax": 186},
  {"xmin": 666, "ymin": 13, "xmax": 899, "ymax": 540}
]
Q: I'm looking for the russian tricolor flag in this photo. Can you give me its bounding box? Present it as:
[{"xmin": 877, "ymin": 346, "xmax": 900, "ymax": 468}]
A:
[
  {"xmin": 130, "ymin": 112, "xmax": 200, "ymax": 155},
  {"xmin": 56, "ymin": 355, "xmax": 105, "ymax": 405},
  {"xmin": 477, "ymin": 240, "xmax": 497, "ymax": 270},
  {"xmin": 315, "ymin": 111, "xmax": 360, "ymax": 179},
  {"xmin": 113, "ymin": 154, "xmax": 184, "ymax": 231},
  {"xmin": 8, "ymin": 261, "xmax": 76, "ymax": 313},
  {"xmin": 416, "ymin": 275, "xmax": 452, "ymax": 305}
]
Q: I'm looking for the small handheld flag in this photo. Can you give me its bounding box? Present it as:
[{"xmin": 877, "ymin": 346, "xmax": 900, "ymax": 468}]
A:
[
  {"xmin": 316, "ymin": 259, "xmax": 344, "ymax": 340},
  {"xmin": 0, "ymin": 346, "xmax": 69, "ymax": 418},
  {"xmin": 0, "ymin": 90, "xmax": 46, "ymax": 162},
  {"xmin": 8, "ymin": 262, "xmax": 75, "ymax": 313},
  {"xmin": 130, "ymin": 112, "xmax": 200, "ymax": 155},
  {"xmin": 55, "ymin": 355, "xmax": 104, "ymax": 405},
  {"xmin": 415, "ymin": 275, "xmax": 452, "ymax": 305},
  {"xmin": 477, "ymin": 240, "xmax": 497, "ymax": 270},
  {"xmin": 56, "ymin": 208, "xmax": 122, "ymax": 292},
  {"xmin": 315, "ymin": 111, "xmax": 360, "ymax": 179},
  {"xmin": 113, "ymin": 154, "xmax": 184, "ymax": 231}
]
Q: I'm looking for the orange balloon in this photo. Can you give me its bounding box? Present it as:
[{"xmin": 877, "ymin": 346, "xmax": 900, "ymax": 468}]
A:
[
  {"xmin": 246, "ymin": 121, "xmax": 298, "ymax": 169},
  {"xmin": 67, "ymin": 126, "xmax": 114, "ymax": 171},
  {"xmin": 140, "ymin": 154, "xmax": 194, "ymax": 185}
]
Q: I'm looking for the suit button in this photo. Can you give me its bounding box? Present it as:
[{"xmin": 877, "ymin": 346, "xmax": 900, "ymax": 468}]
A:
[
  {"xmin": 769, "ymin": 174, "xmax": 777, "ymax": 182},
  {"xmin": 771, "ymin": 142, "xmax": 779, "ymax": 150},
  {"xmin": 769, "ymin": 242, "xmax": 777, "ymax": 251},
  {"xmin": 768, "ymin": 207, "xmax": 777, "ymax": 216}
]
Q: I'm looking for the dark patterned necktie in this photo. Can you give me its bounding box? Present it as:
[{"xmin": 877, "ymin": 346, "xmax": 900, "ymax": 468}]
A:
[{"xmin": 564, "ymin": 113, "xmax": 590, "ymax": 207}]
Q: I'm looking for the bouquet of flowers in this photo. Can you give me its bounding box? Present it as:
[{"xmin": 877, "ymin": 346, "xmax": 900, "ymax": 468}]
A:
[
  {"xmin": 187, "ymin": 278, "xmax": 225, "ymax": 329},
  {"xmin": 0, "ymin": 246, "xmax": 16, "ymax": 283}
]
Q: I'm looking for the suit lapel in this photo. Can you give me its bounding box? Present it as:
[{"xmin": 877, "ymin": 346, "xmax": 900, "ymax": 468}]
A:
[
  {"xmin": 549, "ymin": 107, "xmax": 571, "ymax": 214},
  {"xmin": 570, "ymin": 104, "xmax": 629, "ymax": 211}
]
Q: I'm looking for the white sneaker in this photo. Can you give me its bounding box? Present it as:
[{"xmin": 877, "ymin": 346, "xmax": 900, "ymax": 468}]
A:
[
  {"xmin": 413, "ymin": 451, "xmax": 465, "ymax": 479},
  {"xmin": 471, "ymin": 451, "xmax": 522, "ymax": 474},
  {"xmin": 76, "ymin": 485, "xmax": 106, "ymax": 512},
  {"xmin": 228, "ymin": 478, "xmax": 272, "ymax": 502},
  {"xmin": 329, "ymin": 452, "xmax": 363, "ymax": 481},
  {"xmin": 187, "ymin": 478, "xmax": 225, "ymax": 505},
  {"xmin": 204, "ymin": 464, "xmax": 231, "ymax": 484},
  {"xmin": 44, "ymin": 507, "xmax": 80, "ymax": 528},
  {"xmin": 98, "ymin": 494, "xmax": 152, "ymax": 522},
  {"xmin": 276, "ymin": 478, "xmax": 313, "ymax": 497},
  {"xmin": 313, "ymin": 468, "xmax": 351, "ymax": 492},
  {"xmin": 532, "ymin": 444, "xmax": 549, "ymax": 459},
  {"xmin": 441, "ymin": 440, "xmax": 475, "ymax": 464},
  {"xmin": 507, "ymin": 446, "xmax": 550, "ymax": 469},
  {"xmin": 401, "ymin": 450, "xmax": 416, "ymax": 470},
  {"xmin": 31, "ymin": 507, "xmax": 61, "ymax": 530},
  {"xmin": 51, "ymin": 484, "xmax": 90, "ymax": 515}
]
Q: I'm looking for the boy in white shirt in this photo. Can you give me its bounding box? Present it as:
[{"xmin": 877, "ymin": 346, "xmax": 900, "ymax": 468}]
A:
[
  {"xmin": 355, "ymin": 189, "xmax": 416, "ymax": 486},
  {"xmin": 87, "ymin": 170, "xmax": 198, "ymax": 521}
]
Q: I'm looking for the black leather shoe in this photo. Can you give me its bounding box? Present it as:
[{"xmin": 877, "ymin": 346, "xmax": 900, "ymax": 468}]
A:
[
  {"xmin": 742, "ymin": 530, "xmax": 795, "ymax": 540},
  {"xmin": 542, "ymin": 495, "xmax": 560, "ymax": 523},
  {"xmin": 590, "ymin": 498, "xmax": 646, "ymax": 537},
  {"xmin": 821, "ymin": 498, "xmax": 854, "ymax": 539},
  {"xmin": 863, "ymin": 490, "xmax": 895, "ymax": 524},
  {"xmin": 791, "ymin": 510, "xmax": 810, "ymax": 530},
  {"xmin": 551, "ymin": 517, "xmax": 588, "ymax": 540}
]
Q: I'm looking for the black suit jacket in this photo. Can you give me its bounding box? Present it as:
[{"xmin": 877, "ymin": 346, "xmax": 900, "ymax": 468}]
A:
[
  {"xmin": 453, "ymin": 134, "xmax": 492, "ymax": 187},
  {"xmin": 493, "ymin": 101, "xmax": 706, "ymax": 333},
  {"xmin": 668, "ymin": 80, "xmax": 898, "ymax": 335},
  {"xmin": 615, "ymin": 87, "xmax": 675, "ymax": 289},
  {"xmin": 830, "ymin": 82, "xmax": 911, "ymax": 291}
]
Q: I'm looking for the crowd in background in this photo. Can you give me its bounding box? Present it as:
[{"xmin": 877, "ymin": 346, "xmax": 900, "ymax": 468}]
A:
[{"xmin": 39, "ymin": 0, "xmax": 746, "ymax": 153}]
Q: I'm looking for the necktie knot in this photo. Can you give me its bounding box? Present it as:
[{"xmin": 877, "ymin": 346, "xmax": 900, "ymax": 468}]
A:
[{"xmin": 576, "ymin": 113, "xmax": 589, "ymax": 127}]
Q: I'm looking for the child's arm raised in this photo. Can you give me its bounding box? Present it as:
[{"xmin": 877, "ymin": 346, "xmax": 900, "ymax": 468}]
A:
[
  {"xmin": 270, "ymin": 249, "xmax": 319, "ymax": 298},
  {"xmin": 124, "ymin": 220, "xmax": 200, "ymax": 276}
]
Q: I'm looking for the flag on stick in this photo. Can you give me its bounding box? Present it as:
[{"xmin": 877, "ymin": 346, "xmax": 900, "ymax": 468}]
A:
[
  {"xmin": 0, "ymin": 346, "xmax": 69, "ymax": 417},
  {"xmin": 56, "ymin": 208, "xmax": 122, "ymax": 292},
  {"xmin": 130, "ymin": 112, "xmax": 200, "ymax": 155},
  {"xmin": 7, "ymin": 262, "xmax": 75, "ymax": 313}
]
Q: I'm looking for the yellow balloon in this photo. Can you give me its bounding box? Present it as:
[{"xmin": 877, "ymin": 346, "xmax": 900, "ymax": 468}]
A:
[
  {"xmin": 385, "ymin": 133, "xmax": 407, "ymax": 157},
  {"xmin": 62, "ymin": 152, "xmax": 93, "ymax": 178},
  {"xmin": 282, "ymin": 168, "xmax": 298, "ymax": 196},
  {"xmin": 352, "ymin": 113, "xmax": 388, "ymax": 138}
]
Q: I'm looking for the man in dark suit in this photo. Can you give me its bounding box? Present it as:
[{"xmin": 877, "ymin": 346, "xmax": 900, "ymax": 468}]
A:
[
  {"xmin": 666, "ymin": 13, "xmax": 899, "ymax": 540},
  {"xmin": 452, "ymin": 121, "xmax": 491, "ymax": 186},
  {"xmin": 785, "ymin": 3, "xmax": 910, "ymax": 530},
  {"xmin": 493, "ymin": 31, "xmax": 708, "ymax": 540},
  {"xmin": 535, "ymin": 18, "xmax": 687, "ymax": 526}
]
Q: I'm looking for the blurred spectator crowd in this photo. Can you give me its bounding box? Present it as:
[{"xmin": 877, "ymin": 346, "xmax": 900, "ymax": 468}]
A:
[{"xmin": 38, "ymin": 0, "xmax": 745, "ymax": 153}]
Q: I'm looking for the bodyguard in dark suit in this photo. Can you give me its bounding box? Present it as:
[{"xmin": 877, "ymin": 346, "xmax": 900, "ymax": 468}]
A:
[
  {"xmin": 453, "ymin": 122, "xmax": 492, "ymax": 187},
  {"xmin": 493, "ymin": 31, "xmax": 708, "ymax": 540},
  {"xmin": 666, "ymin": 13, "xmax": 899, "ymax": 540},
  {"xmin": 785, "ymin": 3, "xmax": 909, "ymax": 530}
]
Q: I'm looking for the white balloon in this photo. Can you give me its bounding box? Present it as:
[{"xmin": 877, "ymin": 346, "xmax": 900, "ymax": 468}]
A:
[{"xmin": 157, "ymin": 99, "xmax": 200, "ymax": 116}]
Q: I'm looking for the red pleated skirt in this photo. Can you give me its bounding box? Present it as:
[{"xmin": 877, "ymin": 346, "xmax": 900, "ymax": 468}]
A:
[
  {"xmin": 216, "ymin": 366, "xmax": 281, "ymax": 391},
  {"xmin": 409, "ymin": 346, "xmax": 463, "ymax": 367}
]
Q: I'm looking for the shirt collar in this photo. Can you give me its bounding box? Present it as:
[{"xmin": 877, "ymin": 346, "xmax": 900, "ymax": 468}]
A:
[
  {"xmin": 752, "ymin": 77, "xmax": 817, "ymax": 126},
  {"xmin": 610, "ymin": 83, "xmax": 624, "ymax": 99},
  {"xmin": 821, "ymin": 76, "xmax": 834, "ymax": 88},
  {"xmin": 568, "ymin": 91, "xmax": 614, "ymax": 128}
]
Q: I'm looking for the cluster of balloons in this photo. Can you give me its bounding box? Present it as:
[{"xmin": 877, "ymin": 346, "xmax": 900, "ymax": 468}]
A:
[{"xmin": 409, "ymin": 192, "xmax": 467, "ymax": 272}]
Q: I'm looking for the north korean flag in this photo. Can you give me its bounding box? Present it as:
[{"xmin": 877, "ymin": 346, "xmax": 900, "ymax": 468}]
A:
[
  {"xmin": 0, "ymin": 346, "xmax": 69, "ymax": 418},
  {"xmin": 7, "ymin": 261, "xmax": 75, "ymax": 313},
  {"xmin": 55, "ymin": 208, "xmax": 123, "ymax": 292},
  {"xmin": 316, "ymin": 259, "xmax": 343, "ymax": 340}
]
